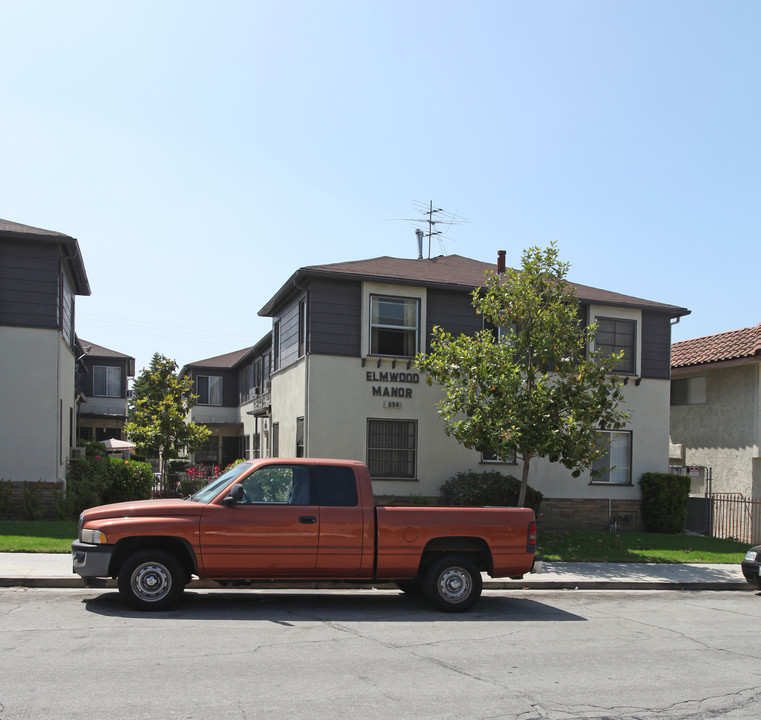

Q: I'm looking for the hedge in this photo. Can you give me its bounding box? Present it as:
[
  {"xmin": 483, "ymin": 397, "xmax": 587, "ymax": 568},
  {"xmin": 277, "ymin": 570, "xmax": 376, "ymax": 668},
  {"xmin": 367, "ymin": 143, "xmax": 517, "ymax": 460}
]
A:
[
  {"xmin": 439, "ymin": 470, "xmax": 543, "ymax": 514},
  {"xmin": 639, "ymin": 472, "xmax": 691, "ymax": 533}
]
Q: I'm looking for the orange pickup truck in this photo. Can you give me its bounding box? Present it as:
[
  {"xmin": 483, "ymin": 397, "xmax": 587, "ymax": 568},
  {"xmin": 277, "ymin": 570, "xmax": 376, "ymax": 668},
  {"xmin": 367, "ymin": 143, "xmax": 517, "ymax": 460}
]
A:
[{"xmin": 72, "ymin": 458, "xmax": 538, "ymax": 612}]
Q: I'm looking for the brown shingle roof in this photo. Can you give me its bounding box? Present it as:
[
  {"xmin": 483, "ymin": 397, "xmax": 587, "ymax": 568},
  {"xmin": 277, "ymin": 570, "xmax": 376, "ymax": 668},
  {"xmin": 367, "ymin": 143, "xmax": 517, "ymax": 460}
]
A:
[
  {"xmin": 182, "ymin": 347, "xmax": 254, "ymax": 371},
  {"xmin": 260, "ymin": 254, "xmax": 690, "ymax": 318},
  {"xmin": 671, "ymin": 324, "xmax": 761, "ymax": 369},
  {"xmin": 0, "ymin": 218, "xmax": 71, "ymax": 238}
]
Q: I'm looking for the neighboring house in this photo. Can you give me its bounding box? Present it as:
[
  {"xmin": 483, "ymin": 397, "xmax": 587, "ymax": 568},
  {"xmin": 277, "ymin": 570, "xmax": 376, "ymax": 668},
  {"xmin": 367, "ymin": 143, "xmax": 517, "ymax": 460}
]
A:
[
  {"xmin": 180, "ymin": 336, "xmax": 272, "ymax": 469},
  {"xmin": 246, "ymin": 252, "xmax": 688, "ymax": 530},
  {"xmin": 670, "ymin": 323, "xmax": 761, "ymax": 499},
  {"xmin": 75, "ymin": 339, "xmax": 135, "ymax": 443},
  {"xmin": 0, "ymin": 219, "xmax": 91, "ymax": 485}
]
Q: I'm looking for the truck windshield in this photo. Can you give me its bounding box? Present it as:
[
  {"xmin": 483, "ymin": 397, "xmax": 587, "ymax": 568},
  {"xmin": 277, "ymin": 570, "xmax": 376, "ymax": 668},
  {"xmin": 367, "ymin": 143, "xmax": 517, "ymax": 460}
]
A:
[{"xmin": 189, "ymin": 462, "xmax": 254, "ymax": 504}]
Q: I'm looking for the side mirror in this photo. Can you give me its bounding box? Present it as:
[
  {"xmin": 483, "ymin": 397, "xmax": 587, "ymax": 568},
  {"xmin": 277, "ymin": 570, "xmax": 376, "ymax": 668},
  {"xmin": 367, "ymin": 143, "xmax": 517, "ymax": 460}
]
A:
[{"xmin": 222, "ymin": 484, "xmax": 244, "ymax": 506}]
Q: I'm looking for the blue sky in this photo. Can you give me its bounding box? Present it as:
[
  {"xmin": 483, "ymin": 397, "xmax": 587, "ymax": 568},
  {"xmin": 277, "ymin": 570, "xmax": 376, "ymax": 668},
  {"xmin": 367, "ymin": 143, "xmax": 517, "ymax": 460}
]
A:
[{"xmin": 2, "ymin": 1, "xmax": 758, "ymax": 375}]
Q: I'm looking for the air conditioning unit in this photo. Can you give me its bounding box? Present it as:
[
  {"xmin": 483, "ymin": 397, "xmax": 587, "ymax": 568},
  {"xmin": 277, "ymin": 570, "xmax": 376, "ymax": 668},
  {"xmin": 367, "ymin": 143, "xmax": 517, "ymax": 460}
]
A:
[{"xmin": 70, "ymin": 447, "xmax": 86, "ymax": 461}]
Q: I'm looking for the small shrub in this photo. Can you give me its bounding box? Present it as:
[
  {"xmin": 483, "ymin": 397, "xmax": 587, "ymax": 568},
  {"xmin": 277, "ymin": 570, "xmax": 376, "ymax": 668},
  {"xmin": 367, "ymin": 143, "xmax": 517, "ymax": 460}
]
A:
[
  {"xmin": 102, "ymin": 458, "xmax": 153, "ymax": 504},
  {"xmin": 21, "ymin": 481, "xmax": 44, "ymax": 521},
  {"xmin": 439, "ymin": 470, "xmax": 543, "ymax": 514},
  {"xmin": 0, "ymin": 479, "xmax": 11, "ymax": 519},
  {"xmin": 639, "ymin": 472, "xmax": 690, "ymax": 533}
]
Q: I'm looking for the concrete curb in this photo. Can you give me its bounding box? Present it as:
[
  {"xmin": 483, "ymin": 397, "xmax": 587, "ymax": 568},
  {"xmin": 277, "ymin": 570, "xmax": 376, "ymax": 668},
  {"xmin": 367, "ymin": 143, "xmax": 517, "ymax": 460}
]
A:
[{"xmin": 0, "ymin": 577, "xmax": 753, "ymax": 592}]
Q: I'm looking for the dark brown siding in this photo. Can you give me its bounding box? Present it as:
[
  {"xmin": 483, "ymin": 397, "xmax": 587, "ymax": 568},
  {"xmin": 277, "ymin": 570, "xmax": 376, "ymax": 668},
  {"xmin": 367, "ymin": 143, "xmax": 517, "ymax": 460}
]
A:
[
  {"xmin": 0, "ymin": 240, "xmax": 60, "ymax": 328},
  {"xmin": 641, "ymin": 311, "xmax": 672, "ymax": 379},
  {"xmin": 308, "ymin": 279, "xmax": 361, "ymax": 357},
  {"xmin": 276, "ymin": 295, "xmax": 304, "ymax": 368},
  {"xmin": 424, "ymin": 289, "xmax": 480, "ymax": 350}
]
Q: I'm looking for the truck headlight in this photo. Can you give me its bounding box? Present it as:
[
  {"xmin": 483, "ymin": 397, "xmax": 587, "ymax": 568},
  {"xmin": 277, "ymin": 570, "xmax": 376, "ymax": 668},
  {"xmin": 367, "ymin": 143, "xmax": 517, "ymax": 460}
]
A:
[
  {"xmin": 745, "ymin": 550, "xmax": 758, "ymax": 562},
  {"xmin": 81, "ymin": 528, "xmax": 108, "ymax": 545}
]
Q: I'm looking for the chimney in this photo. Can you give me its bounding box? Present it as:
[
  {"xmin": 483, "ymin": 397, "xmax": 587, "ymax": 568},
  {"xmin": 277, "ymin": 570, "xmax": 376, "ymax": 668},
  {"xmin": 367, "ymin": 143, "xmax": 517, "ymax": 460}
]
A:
[
  {"xmin": 497, "ymin": 250, "xmax": 506, "ymax": 273},
  {"xmin": 415, "ymin": 229, "xmax": 424, "ymax": 260}
]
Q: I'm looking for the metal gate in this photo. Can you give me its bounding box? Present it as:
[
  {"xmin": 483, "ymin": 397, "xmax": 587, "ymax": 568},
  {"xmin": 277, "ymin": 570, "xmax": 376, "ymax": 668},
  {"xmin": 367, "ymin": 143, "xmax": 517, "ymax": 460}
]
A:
[{"xmin": 669, "ymin": 465, "xmax": 712, "ymax": 535}]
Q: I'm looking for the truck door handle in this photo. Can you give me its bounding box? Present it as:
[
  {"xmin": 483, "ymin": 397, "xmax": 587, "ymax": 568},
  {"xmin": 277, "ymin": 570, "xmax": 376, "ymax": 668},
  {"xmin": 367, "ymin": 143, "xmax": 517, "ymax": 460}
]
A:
[{"xmin": 299, "ymin": 515, "xmax": 317, "ymax": 524}]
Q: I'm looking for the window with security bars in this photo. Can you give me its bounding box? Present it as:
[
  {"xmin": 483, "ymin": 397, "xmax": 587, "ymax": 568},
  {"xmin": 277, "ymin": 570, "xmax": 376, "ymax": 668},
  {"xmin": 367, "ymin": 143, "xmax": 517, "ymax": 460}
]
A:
[
  {"xmin": 595, "ymin": 317, "xmax": 636, "ymax": 374},
  {"xmin": 367, "ymin": 419, "xmax": 417, "ymax": 479}
]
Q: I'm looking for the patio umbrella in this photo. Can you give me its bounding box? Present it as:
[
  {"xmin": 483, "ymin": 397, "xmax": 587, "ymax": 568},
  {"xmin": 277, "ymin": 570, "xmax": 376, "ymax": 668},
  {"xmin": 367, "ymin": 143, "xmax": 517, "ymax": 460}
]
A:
[{"xmin": 103, "ymin": 438, "xmax": 135, "ymax": 450}]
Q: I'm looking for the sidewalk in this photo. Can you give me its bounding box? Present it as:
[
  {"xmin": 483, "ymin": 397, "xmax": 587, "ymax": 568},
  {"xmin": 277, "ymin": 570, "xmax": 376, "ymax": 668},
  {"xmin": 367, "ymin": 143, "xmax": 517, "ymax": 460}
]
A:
[{"xmin": 0, "ymin": 553, "xmax": 751, "ymax": 591}]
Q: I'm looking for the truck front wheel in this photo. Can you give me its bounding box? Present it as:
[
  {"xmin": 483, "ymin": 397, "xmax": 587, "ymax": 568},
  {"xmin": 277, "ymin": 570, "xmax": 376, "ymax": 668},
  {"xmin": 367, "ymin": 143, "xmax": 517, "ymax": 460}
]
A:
[
  {"xmin": 117, "ymin": 549, "xmax": 184, "ymax": 611},
  {"xmin": 423, "ymin": 555, "xmax": 482, "ymax": 613}
]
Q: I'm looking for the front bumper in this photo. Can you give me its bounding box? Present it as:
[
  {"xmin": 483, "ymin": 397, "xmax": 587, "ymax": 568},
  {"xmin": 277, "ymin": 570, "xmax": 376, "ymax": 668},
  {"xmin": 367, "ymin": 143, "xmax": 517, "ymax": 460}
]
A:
[
  {"xmin": 71, "ymin": 540, "xmax": 113, "ymax": 578},
  {"xmin": 741, "ymin": 561, "xmax": 761, "ymax": 586}
]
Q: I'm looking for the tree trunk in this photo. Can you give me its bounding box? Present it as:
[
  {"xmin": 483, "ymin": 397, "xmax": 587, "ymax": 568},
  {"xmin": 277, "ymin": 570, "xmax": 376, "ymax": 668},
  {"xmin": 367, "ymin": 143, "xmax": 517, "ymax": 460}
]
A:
[{"xmin": 518, "ymin": 453, "xmax": 531, "ymax": 507}]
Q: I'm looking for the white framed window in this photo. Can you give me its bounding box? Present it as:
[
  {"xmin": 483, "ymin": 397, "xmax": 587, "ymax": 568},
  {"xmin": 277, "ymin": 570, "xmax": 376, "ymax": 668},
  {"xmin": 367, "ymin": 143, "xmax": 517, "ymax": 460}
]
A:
[
  {"xmin": 197, "ymin": 375, "xmax": 223, "ymax": 405},
  {"xmin": 481, "ymin": 448, "xmax": 517, "ymax": 464},
  {"xmin": 367, "ymin": 418, "xmax": 417, "ymax": 479},
  {"xmin": 93, "ymin": 366, "xmax": 121, "ymax": 397},
  {"xmin": 592, "ymin": 430, "xmax": 632, "ymax": 484},
  {"xmin": 370, "ymin": 296, "xmax": 419, "ymax": 357},
  {"xmin": 595, "ymin": 317, "xmax": 636, "ymax": 374}
]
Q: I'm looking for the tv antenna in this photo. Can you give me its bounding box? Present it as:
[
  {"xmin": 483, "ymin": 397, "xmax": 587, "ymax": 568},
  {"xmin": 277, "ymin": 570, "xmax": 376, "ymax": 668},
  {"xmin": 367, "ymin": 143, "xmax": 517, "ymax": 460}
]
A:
[{"xmin": 389, "ymin": 200, "xmax": 470, "ymax": 259}]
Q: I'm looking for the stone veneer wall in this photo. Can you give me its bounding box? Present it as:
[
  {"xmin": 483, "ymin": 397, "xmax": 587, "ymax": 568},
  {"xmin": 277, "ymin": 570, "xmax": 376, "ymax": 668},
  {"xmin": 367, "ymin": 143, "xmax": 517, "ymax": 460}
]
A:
[
  {"xmin": 538, "ymin": 498, "xmax": 643, "ymax": 532},
  {"xmin": 375, "ymin": 495, "xmax": 644, "ymax": 533}
]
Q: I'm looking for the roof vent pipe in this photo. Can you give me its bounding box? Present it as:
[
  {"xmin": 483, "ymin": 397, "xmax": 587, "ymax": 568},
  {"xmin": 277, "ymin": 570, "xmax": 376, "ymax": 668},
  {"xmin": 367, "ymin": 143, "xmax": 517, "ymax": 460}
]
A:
[
  {"xmin": 497, "ymin": 250, "xmax": 506, "ymax": 273},
  {"xmin": 415, "ymin": 229, "xmax": 424, "ymax": 260}
]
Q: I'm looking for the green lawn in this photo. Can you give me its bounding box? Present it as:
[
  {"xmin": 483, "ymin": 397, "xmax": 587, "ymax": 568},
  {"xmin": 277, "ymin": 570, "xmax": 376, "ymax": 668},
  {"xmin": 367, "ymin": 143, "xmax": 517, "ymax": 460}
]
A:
[
  {"xmin": 0, "ymin": 521, "xmax": 751, "ymax": 562},
  {"xmin": 538, "ymin": 530, "xmax": 749, "ymax": 564},
  {"xmin": 0, "ymin": 521, "xmax": 78, "ymax": 553}
]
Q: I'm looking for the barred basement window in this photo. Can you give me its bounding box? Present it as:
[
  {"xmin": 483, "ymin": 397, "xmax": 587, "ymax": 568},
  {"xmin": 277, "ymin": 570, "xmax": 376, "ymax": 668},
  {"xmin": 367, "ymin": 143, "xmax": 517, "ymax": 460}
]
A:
[{"xmin": 367, "ymin": 419, "xmax": 417, "ymax": 479}]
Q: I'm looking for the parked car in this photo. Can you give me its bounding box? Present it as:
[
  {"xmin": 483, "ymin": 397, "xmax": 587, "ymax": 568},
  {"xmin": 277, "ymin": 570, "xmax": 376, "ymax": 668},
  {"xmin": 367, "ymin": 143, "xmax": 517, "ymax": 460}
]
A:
[{"xmin": 741, "ymin": 546, "xmax": 761, "ymax": 588}]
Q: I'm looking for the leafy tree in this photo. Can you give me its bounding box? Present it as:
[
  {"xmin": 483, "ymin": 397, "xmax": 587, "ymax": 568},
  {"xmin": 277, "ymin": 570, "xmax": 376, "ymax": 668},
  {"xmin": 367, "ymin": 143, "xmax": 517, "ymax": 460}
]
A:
[
  {"xmin": 416, "ymin": 243, "xmax": 629, "ymax": 507},
  {"xmin": 126, "ymin": 353, "xmax": 211, "ymax": 474}
]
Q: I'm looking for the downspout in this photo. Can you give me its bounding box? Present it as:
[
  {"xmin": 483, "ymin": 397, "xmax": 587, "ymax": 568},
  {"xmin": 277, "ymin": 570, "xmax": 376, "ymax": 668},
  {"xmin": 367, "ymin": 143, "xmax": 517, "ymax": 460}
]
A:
[{"xmin": 293, "ymin": 275, "xmax": 310, "ymax": 456}]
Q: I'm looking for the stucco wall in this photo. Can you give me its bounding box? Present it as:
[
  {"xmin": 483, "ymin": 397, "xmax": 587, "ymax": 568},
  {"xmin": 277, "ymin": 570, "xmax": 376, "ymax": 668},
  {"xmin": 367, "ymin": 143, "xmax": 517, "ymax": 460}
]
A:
[
  {"xmin": 670, "ymin": 364, "xmax": 760, "ymax": 497},
  {"xmin": 271, "ymin": 358, "xmax": 307, "ymax": 457},
  {"xmin": 0, "ymin": 326, "xmax": 75, "ymax": 484},
  {"xmin": 301, "ymin": 354, "xmax": 668, "ymax": 500}
]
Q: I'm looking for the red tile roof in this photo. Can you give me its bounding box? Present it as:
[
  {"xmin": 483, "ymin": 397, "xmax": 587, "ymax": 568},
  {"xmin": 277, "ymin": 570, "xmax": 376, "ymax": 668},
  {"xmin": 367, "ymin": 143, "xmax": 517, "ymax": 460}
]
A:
[{"xmin": 672, "ymin": 324, "xmax": 761, "ymax": 368}]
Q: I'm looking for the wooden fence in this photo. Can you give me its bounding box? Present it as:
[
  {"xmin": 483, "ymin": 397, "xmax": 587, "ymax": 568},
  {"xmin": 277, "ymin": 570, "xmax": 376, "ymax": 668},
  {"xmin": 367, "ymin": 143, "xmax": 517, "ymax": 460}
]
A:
[{"xmin": 710, "ymin": 495, "xmax": 761, "ymax": 545}]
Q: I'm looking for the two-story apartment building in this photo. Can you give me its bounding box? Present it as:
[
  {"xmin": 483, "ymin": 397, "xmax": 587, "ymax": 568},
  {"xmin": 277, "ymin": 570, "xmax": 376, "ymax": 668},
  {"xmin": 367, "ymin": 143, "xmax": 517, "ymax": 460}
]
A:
[
  {"xmin": 75, "ymin": 340, "xmax": 136, "ymax": 444},
  {"xmin": 184, "ymin": 251, "xmax": 689, "ymax": 529},
  {"xmin": 180, "ymin": 335, "xmax": 272, "ymax": 470},
  {"xmin": 0, "ymin": 219, "xmax": 91, "ymax": 485}
]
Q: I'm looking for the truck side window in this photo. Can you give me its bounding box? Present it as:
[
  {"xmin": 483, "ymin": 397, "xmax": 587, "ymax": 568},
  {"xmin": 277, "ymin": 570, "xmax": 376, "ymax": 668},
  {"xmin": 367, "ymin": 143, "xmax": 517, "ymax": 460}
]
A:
[
  {"xmin": 239, "ymin": 466, "xmax": 312, "ymax": 504},
  {"xmin": 315, "ymin": 466, "xmax": 358, "ymax": 507}
]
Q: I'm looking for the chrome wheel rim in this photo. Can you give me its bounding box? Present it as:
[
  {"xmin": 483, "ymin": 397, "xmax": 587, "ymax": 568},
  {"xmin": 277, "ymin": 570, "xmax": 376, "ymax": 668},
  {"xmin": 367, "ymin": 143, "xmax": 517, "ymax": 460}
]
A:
[
  {"xmin": 131, "ymin": 561, "xmax": 172, "ymax": 603},
  {"xmin": 438, "ymin": 567, "xmax": 471, "ymax": 603}
]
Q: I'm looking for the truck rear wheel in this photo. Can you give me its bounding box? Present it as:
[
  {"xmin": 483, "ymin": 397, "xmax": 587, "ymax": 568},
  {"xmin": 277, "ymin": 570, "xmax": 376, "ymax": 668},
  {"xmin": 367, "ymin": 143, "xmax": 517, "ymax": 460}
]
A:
[
  {"xmin": 423, "ymin": 555, "xmax": 482, "ymax": 613},
  {"xmin": 117, "ymin": 549, "xmax": 184, "ymax": 611}
]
